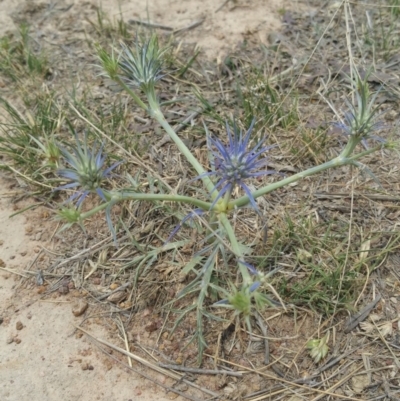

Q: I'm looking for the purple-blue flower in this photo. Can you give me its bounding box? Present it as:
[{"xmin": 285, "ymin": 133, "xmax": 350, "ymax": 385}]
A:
[
  {"xmin": 239, "ymin": 259, "xmax": 259, "ymax": 275},
  {"xmin": 200, "ymin": 119, "xmax": 276, "ymax": 211},
  {"xmin": 55, "ymin": 133, "xmax": 121, "ymax": 206}
]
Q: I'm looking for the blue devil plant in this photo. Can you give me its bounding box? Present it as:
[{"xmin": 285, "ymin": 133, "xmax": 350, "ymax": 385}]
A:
[
  {"xmin": 56, "ymin": 34, "xmax": 388, "ymax": 360},
  {"xmin": 56, "ymin": 132, "xmax": 121, "ymax": 206}
]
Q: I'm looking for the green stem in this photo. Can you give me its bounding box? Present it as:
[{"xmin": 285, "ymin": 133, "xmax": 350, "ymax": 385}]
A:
[
  {"xmin": 114, "ymin": 81, "xmax": 218, "ymax": 199},
  {"xmin": 80, "ymin": 192, "xmax": 213, "ymax": 220},
  {"xmin": 340, "ymin": 136, "xmax": 361, "ymax": 158},
  {"xmin": 117, "ymin": 191, "xmax": 213, "ymax": 210},
  {"xmin": 219, "ymin": 213, "xmax": 252, "ymax": 285},
  {"xmin": 229, "ymin": 143, "xmax": 382, "ymax": 210},
  {"xmin": 116, "ymin": 77, "xmax": 148, "ymax": 111},
  {"xmin": 80, "ymin": 201, "xmax": 110, "ymax": 220},
  {"xmin": 146, "ymin": 91, "xmax": 216, "ymax": 196}
]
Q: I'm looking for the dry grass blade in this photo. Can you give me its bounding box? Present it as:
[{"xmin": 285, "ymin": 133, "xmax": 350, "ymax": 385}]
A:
[
  {"xmin": 51, "ymin": 234, "xmax": 123, "ymax": 270},
  {"xmin": 0, "ymin": 267, "xmax": 29, "ymax": 278},
  {"xmin": 255, "ymin": 312, "xmax": 269, "ymax": 364},
  {"xmin": 309, "ymin": 364, "xmax": 364, "ymax": 401},
  {"xmin": 205, "ymin": 354, "xmax": 365, "ymax": 401},
  {"xmin": 158, "ymin": 363, "xmax": 243, "ymax": 377},
  {"xmin": 117, "ymin": 316, "xmax": 132, "ymax": 368},
  {"xmin": 96, "ymin": 282, "xmax": 131, "ymax": 301},
  {"xmin": 1, "ymin": 165, "xmax": 53, "ymax": 189},
  {"xmin": 344, "ymin": 294, "xmax": 382, "ymax": 333},
  {"xmin": 127, "ymin": 19, "xmax": 174, "ymax": 31},
  {"xmin": 173, "ymin": 19, "xmax": 205, "ymax": 34},
  {"xmin": 315, "ymin": 192, "xmax": 400, "ymax": 202}
]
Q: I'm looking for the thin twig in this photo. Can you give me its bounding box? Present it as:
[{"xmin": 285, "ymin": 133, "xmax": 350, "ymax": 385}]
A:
[
  {"xmin": 128, "ymin": 19, "xmax": 174, "ymax": 31},
  {"xmin": 334, "ymin": 162, "xmax": 355, "ymax": 316},
  {"xmin": 309, "ymin": 364, "xmax": 364, "ymax": 401},
  {"xmin": 51, "ymin": 235, "xmax": 120, "ymax": 270},
  {"xmin": 117, "ymin": 316, "xmax": 132, "ymax": 368},
  {"xmin": 173, "ymin": 19, "xmax": 205, "ymax": 34},
  {"xmin": 0, "ymin": 267, "xmax": 29, "ymax": 278},
  {"xmin": 255, "ymin": 312, "xmax": 269, "ymax": 364},
  {"xmin": 314, "ymin": 346, "xmax": 362, "ymax": 376},
  {"xmin": 96, "ymin": 282, "xmax": 131, "ymax": 301},
  {"xmin": 158, "ymin": 363, "xmax": 243, "ymax": 377},
  {"xmin": 174, "ymin": 108, "xmax": 203, "ymax": 134},
  {"xmin": 215, "ymin": 0, "xmax": 231, "ymax": 13},
  {"xmin": 0, "ymin": 165, "xmax": 52, "ymax": 188},
  {"xmin": 204, "ymin": 353, "xmax": 364, "ymax": 401},
  {"xmin": 372, "ymin": 319, "xmax": 400, "ymax": 368},
  {"xmin": 315, "ymin": 192, "xmax": 400, "ymax": 202},
  {"xmin": 344, "ymin": 294, "xmax": 382, "ymax": 333}
]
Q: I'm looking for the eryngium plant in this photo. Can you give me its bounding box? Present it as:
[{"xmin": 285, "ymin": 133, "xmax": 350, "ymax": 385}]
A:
[
  {"xmin": 119, "ymin": 35, "xmax": 165, "ymax": 91},
  {"xmin": 56, "ymin": 132, "xmax": 120, "ymax": 206},
  {"xmin": 327, "ymin": 69, "xmax": 386, "ymax": 150},
  {"xmin": 199, "ymin": 119, "xmax": 276, "ymax": 211},
  {"xmin": 55, "ymin": 35, "xmax": 389, "ymax": 361}
]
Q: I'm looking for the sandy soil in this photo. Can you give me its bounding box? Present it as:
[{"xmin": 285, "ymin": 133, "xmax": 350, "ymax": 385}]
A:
[
  {"xmin": 0, "ymin": 171, "xmax": 169, "ymax": 401},
  {"xmin": 0, "ymin": 0, "xmax": 298, "ymax": 400},
  {"xmin": 0, "ymin": 0, "xmax": 299, "ymax": 60}
]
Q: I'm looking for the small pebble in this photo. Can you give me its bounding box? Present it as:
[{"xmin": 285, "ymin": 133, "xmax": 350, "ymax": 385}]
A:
[
  {"xmin": 104, "ymin": 360, "xmax": 113, "ymax": 371},
  {"xmin": 16, "ymin": 321, "xmax": 23, "ymax": 330},
  {"xmin": 107, "ymin": 291, "xmax": 126, "ymax": 304},
  {"xmin": 72, "ymin": 300, "xmax": 88, "ymax": 317},
  {"xmin": 81, "ymin": 362, "xmax": 94, "ymax": 371},
  {"xmin": 58, "ymin": 286, "xmax": 69, "ymax": 295},
  {"xmin": 14, "ymin": 338, "xmax": 21, "ymax": 344},
  {"xmin": 6, "ymin": 337, "xmax": 14, "ymax": 344},
  {"xmin": 37, "ymin": 286, "xmax": 46, "ymax": 294}
]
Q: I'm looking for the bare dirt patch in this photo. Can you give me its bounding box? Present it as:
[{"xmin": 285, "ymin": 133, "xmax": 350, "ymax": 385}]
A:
[{"xmin": 0, "ymin": 0, "xmax": 296, "ymax": 60}]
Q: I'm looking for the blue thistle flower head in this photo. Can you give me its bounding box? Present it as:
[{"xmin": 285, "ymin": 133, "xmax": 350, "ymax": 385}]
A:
[
  {"xmin": 119, "ymin": 34, "xmax": 165, "ymax": 91},
  {"xmin": 202, "ymin": 119, "xmax": 276, "ymax": 211},
  {"xmin": 55, "ymin": 132, "xmax": 121, "ymax": 206}
]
